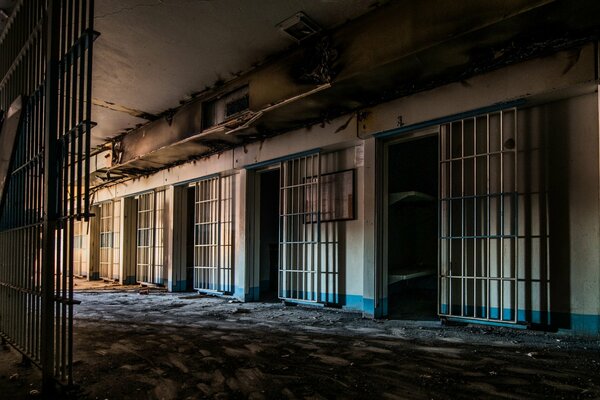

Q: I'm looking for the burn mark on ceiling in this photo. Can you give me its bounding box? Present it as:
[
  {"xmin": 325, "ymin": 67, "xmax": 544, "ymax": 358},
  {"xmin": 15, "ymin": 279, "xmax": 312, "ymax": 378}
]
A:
[
  {"xmin": 295, "ymin": 36, "xmax": 339, "ymax": 84},
  {"xmin": 92, "ymin": 98, "xmax": 159, "ymax": 121}
]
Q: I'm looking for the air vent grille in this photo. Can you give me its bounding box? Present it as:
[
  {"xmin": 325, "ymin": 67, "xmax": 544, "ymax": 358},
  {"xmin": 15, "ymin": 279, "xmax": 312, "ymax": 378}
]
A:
[{"xmin": 277, "ymin": 12, "xmax": 321, "ymax": 42}]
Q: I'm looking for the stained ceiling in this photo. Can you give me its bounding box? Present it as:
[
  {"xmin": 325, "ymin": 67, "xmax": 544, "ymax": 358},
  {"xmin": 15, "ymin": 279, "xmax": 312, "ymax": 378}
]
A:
[{"xmin": 91, "ymin": 0, "xmax": 381, "ymax": 147}]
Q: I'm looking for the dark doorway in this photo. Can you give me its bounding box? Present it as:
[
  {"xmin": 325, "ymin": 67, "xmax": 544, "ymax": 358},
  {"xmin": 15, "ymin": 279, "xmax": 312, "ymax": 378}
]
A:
[
  {"xmin": 259, "ymin": 169, "xmax": 280, "ymax": 300},
  {"xmin": 387, "ymin": 135, "xmax": 438, "ymax": 320},
  {"xmin": 185, "ymin": 186, "xmax": 195, "ymax": 291}
]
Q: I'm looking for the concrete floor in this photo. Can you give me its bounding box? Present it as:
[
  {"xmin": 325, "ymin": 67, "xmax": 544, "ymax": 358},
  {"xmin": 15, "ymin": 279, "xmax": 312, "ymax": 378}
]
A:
[{"xmin": 0, "ymin": 282, "xmax": 599, "ymax": 399}]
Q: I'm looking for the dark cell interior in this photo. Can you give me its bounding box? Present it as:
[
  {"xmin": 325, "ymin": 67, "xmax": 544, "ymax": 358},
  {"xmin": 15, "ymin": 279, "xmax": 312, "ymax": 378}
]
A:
[
  {"xmin": 185, "ymin": 186, "xmax": 195, "ymax": 291},
  {"xmin": 387, "ymin": 135, "xmax": 438, "ymax": 320},
  {"xmin": 259, "ymin": 169, "xmax": 280, "ymax": 300}
]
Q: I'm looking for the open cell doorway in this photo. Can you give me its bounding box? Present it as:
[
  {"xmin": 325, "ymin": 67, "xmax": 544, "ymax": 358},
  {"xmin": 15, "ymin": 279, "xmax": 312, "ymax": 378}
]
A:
[
  {"xmin": 386, "ymin": 134, "xmax": 439, "ymax": 320},
  {"xmin": 257, "ymin": 168, "xmax": 280, "ymax": 300}
]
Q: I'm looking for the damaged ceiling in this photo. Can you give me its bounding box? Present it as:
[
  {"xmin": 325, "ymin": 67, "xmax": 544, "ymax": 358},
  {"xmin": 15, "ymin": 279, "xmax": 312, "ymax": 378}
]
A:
[
  {"xmin": 4, "ymin": 0, "xmax": 600, "ymax": 178},
  {"xmin": 91, "ymin": 0, "xmax": 380, "ymax": 147},
  {"xmin": 99, "ymin": 0, "xmax": 600, "ymax": 177}
]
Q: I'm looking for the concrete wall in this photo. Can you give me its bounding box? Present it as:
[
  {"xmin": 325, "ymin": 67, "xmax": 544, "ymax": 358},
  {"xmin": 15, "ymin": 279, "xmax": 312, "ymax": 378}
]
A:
[
  {"xmin": 543, "ymin": 93, "xmax": 600, "ymax": 334},
  {"xmin": 514, "ymin": 92, "xmax": 600, "ymax": 334}
]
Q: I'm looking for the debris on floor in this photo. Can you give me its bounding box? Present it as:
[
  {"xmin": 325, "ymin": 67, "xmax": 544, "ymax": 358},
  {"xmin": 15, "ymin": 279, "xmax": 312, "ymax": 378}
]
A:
[{"xmin": 1, "ymin": 290, "xmax": 599, "ymax": 399}]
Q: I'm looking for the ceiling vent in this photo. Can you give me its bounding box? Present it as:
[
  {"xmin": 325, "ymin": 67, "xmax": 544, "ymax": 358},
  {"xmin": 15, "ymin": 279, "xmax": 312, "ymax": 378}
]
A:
[{"xmin": 277, "ymin": 12, "xmax": 321, "ymax": 42}]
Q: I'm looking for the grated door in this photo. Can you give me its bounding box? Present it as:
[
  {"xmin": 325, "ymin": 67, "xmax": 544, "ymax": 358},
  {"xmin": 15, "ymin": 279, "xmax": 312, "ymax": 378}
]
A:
[
  {"xmin": 136, "ymin": 191, "xmax": 165, "ymax": 285},
  {"xmin": 279, "ymin": 154, "xmax": 321, "ymax": 302},
  {"xmin": 73, "ymin": 219, "xmax": 88, "ymax": 277},
  {"xmin": 193, "ymin": 176, "xmax": 234, "ymax": 293},
  {"xmin": 0, "ymin": 0, "xmax": 96, "ymax": 387},
  {"xmin": 99, "ymin": 200, "xmax": 120, "ymax": 280},
  {"xmin": 439, "ymin": 109, "xmax": 519, "ymax": 323}
]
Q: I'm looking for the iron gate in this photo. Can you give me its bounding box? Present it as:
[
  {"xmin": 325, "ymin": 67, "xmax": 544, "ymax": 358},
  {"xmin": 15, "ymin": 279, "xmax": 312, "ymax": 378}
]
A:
[
  {"xmin": 192, "ymin": 175, "xmax": 234, "ymax": 293},
  {"xmin": 439, "ymin": 109, "xmax": 519, "ymax": 323},
  {"xmin": 136, "ymin": 190, "xmax": 165, "ymax": 285},
  {"xmin": 99, "ymin": 200, "xmax": 120, "ymax": 281},
  {"xmin": 0, "ymin": 0, "xmax": 96, "ymax": 388},
  {"xmin": 73, "ymin": 219, "xmax": 89, "ymax": 277},
  {"xmin": 279, "ymin": 153, "xmax": 321, "ymax": 302}
]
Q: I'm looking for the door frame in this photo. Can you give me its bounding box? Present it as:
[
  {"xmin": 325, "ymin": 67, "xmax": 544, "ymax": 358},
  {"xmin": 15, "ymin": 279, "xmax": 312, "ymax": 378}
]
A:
[
  {"xmin": 380, "ymin": 127, "xmax": 440, "ymax": 318},
  {"xmin": 248, "ymin": 165, "xmax": 281, "ymax": 300}
]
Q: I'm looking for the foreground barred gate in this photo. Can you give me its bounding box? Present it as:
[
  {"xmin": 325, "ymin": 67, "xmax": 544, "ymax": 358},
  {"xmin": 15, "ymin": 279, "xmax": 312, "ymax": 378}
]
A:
[{"xmin": 0, "ymin": 0, "xmax": 95, "ymax": 390}]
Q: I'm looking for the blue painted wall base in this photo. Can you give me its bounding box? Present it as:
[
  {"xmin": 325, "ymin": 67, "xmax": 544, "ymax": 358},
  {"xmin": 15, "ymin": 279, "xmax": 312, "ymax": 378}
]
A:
[{"xmin": 440, "ymin": 304, "xmax": 600, "ymax": 335}]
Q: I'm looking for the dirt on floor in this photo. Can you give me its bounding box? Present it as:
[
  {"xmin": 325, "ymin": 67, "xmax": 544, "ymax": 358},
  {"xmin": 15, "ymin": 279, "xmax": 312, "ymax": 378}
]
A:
[{"xmin": 1, "ymin": 284, "xmax": 599, "ymax": 399}]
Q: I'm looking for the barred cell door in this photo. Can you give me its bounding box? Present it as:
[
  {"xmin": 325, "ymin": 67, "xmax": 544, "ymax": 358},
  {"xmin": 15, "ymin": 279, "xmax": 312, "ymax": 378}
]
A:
[
  {"xmin": 73, "ymin": 219, "xmax": 89, "ymax": 277},
  {"xmin": 99, "ymin": 202, "xmax": 114, "ymax": 279},
  {"xmin": 99, "ymin": 201, "xmax": 121, "ymax": 281},
  {"xmin": 0, "ymin": 0, "xmax": 96, "ymax": 388},
  {"xmin": 136, "ymin": 191, "xmax": 165, "ymax": 285},
  {"xmin": 439, "ymin": 109, "xmax": 519, "ymax": 324},
  {"xmin": 279, "ymin": 153, "xmax": 321, "ymax": 302},
  {"xmin": 193, "ymin": 176, "xmax": 234, "ymax": 293}
]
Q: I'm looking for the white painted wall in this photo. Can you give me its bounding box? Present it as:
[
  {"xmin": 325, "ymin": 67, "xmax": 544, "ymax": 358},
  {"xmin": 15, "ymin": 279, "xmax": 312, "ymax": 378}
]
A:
[{"xmin": 543, "ymin": 93, "xmax": 600, "ymax": 322}]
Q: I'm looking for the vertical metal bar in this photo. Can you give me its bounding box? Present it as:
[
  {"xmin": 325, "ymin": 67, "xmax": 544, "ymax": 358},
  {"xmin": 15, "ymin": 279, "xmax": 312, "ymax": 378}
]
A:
[
  {"xmin": 294, "ymin": 159, "xmax": 298, "ymax": 299},
  {"xmin": 217, "ymin": 177, "xmax": 222, "ymax": 291},
  {"xmin": 473, "ymin": 117, "xmax": 477, "ymax": 317},
  {"xmin": 438, "ymin": 126, "xmax": 442, "ymax": 315},
  {"xmin": 514, "ymin": 109, "xmax": 518, "ymax": 322},
  {"xmin": 193, "ymin": 183, "xmax": 196, "ymax": 289},
  {"xmin": 499, "ymin": 111, "xmax": 504, "ymax": 321},
  {"xmin": 279, "ymin": 164, "xmax": 284, "ymax": 298},
  {"xmin": 74, "ymin": 0, "xmax": 82, "ymax": 218},
  {"xmin": 448, "ymin": 123, "xmax": 452, "ymax": 315},
  {"xmin": 84, "ymin": 0, "xmax": 94, "ymax": 220},
  {"xmin": 460, "ymin": 120, "xmax": 467, "ymax": 317},
  {"xmin": 486, "ymin": 113, "xmax": 491, "ymax": 320},
  {"xmin": 54, "ymin": 0, "xmax": 66, "ymax": 378},
  {"xmin": 41, "ymin": 0, "xmax": 60, "ymax": 392},
  {"xmin": 316, "ymin": 154, "xmax": 321, "ymax": 302}
]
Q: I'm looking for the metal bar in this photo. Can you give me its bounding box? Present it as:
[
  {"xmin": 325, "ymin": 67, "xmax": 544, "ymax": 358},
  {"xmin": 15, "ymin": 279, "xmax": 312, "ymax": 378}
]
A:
[
  {"xmin": 40, "ymin": 0, "xmax": 60, "ymax": 392},
  {"xmin": 441, "ymin": 234, "xmax": 517, "ymax": 239},
  {"xmin": 303, "ymin": 158, "xmax": 308, "ymax": 299},
  {"xmin": 486, "ymin": 113, "xmax": 491, "ymax": 320},
  {"xmin": 473, "ymin": 117, "xmax": 478, "ymax": 317},
  {"xmin": 438, "ymin": 125, "xmax": 442, "ymax": 315},
  {"xmin": 460, "ymin": 120, "xmax": 465, "ymax": 317},
  {"xmin": 278, "ymin": 164, "xmax": 283, "ymax": 299},
  {"xmin": 316, "ymin": 154, "xmax": 322, "ymax": 302},
  {"xmin": 85, "ymin": 1, "xmax": 95, "ymax": 220},
  {"xmin": 217, "ymin": 178, "xmax": 222, "ymax": 290},
  {"xmin": 514, "ymin": 109, "xmax": 519, "ymax": 322},
  {"xmin": 500, "ymin": 110, "xmax": 504, "ymax": 321},
  {"xmin": 440, "ymin": 149, "xmax": 516, "ymax": 163}
]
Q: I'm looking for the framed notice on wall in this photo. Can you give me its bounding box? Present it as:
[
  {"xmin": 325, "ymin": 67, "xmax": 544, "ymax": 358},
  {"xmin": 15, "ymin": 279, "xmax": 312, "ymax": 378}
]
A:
[{"xmin": 305, "ymin": 169, "xmax": 355, "ymax": 222}]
